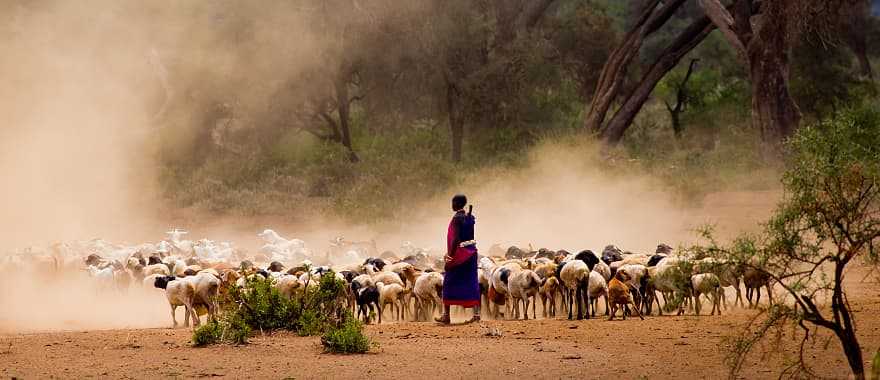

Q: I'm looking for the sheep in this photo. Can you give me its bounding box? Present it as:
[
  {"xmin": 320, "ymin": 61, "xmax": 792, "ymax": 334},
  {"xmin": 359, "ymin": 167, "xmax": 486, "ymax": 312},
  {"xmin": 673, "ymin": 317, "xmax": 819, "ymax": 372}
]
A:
[
  {"xmin": 87, "ymin": 265, "xmax": 115, "ymax": 291},
  {"xmin": 354, "ymin": 285, "xmax": 381, "ymax": 324},
  {"xmin": 363, "ymin": 263, "xmax": 405, "ymax": 287},
  {"xmin": 489, "ymin": 263, "xmax": 522, "ymax": 319},
  {"xmin": 143, "ymin": 263, "xmax": 170, "ymax": 277},
  {"xmin": 539, "ymin": 276, "xmax": 560, "ymax": 318},
  {"xmin": 413, "ymin": 272, "xmax": 444, "ymax": 321},
  {"xmin": 377, "ymin": 282, "xmax": 410, "ymax": 322},
  {"xmin": 533, "ymin": 263, "xmax": 557, "ymax": 280},
  {"xmin": 198, "ymin": 268, "xmax": 221, "ymax": 278},
  {"xmin": 691, "ymin": 273, "xmax": 722, "ymax": 315},
  {"xmin": 153, "ymin": 276, "xmax": 200, "ymax": 328},
  {"xmin": 588, "ymin": 271, "xmax": 609, "ymax": 317},
  {"xmin": 114, "ymin": 269, "xmax": 132, "ymax": 291},
  {"xmin": 184, "ymin": 272, "xmax": 221, "ymax": 323},
  {"xmin": 592, "ymin": 260, "xmax": 611, "ymax": 282},
  {"xmin": 478, "ymin": 257, "xmax": 497, "ymax": 308},
  {"xmin": 694, "ymin": 258, "xmax": 744, "ymax": 309},
  {"xmin": 618, "ymin": 253, "xmax": 653, "ymax": 266},
  {"xmin": 267, "ymin": 261, "xmax": 285, "ymax": 273},
  {"xmin": 645, "ymin": 257, "xmax": 692, "ymax": 315},
  {"xmin": 275, "ymin": 274, "xmax": 304, "ymax": 299},
  {"xmin": 618, "ymin": 264, "xmax": 649, "ymax": 311},
  {"xmin": 607, "ymin": 270, "xmax": 643, "ymax": 321},
  {"xmin": 183, "ymin": 265, "xmax": 202, "ymax": 276},
  {"xmin": 601, "ymin": 245, "xmax": 623, "ymax": 264},
  {"xmin": 559, "ymin": 250, "xmax": 599, "ymax": 320},
  {"xmin": 507, "ymin": 269, "xmax": 542, "ymax": 320}
]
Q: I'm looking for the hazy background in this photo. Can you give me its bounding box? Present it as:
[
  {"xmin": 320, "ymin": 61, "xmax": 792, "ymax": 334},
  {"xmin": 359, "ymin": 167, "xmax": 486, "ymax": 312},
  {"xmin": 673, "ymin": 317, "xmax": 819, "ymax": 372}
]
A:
[{"xmin": 0, "ymin": 1, "xmax": 785, "ymax": 332}]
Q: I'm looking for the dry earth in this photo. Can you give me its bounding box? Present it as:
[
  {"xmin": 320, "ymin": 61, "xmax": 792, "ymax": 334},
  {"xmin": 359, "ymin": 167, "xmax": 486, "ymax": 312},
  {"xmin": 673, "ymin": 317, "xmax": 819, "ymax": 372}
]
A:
[
  {"xmin": 2, "ymin": 272, "xmax": 878, "ymax": 380},
  {"xmin": 2, "ymin": 191, "xmax": 878, "ymax": 379}
]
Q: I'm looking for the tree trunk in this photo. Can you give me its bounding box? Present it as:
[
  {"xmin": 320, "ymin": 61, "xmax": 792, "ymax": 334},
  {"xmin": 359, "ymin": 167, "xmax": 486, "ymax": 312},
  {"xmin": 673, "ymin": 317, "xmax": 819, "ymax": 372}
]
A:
[
  {"xmin": 832, "ymin": 260, "xmax": 865, "ymax": 380},
  {"xmin": 748, "ymin": 34, "xmax": 801, "ymax": 144},
  {"xmin": 846, "ymin": 0, "xmax": 874, "ymax": 80},
  {"xmin": 335, "ymin": 70, "xmax": 359, "ymax": 163},
  {"xmin": 601, "ymin": 19, "xmax": 714, "ymax": 144},
  {"xmin": 447, "ymin": 80, "xmax": 463, "ymax": 163},
  {"xmin": 583, "ymin": 0, "xmax": 686, "ymax": 132},
  {"xmin": 836, "ymin": 323, "xmax": 866, "ymax": 379}
]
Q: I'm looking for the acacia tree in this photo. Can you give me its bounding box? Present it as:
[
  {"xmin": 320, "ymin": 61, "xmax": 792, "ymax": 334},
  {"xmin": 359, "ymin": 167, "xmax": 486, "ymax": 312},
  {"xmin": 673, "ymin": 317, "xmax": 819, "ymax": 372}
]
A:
[
  {"xmin": 586, "ymin": 0, "xmax": 859, "ymax": 146},
  {"xmin": 708, "ymin": 105, "xmax": 880, "ymax": 379}
]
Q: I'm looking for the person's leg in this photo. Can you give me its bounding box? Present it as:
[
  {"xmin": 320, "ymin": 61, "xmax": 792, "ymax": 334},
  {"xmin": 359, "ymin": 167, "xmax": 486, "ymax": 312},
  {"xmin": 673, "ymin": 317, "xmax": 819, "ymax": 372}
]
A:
[
  {"xmin": 466, "ymin": 304, "xmax": 481, "ymax": 323},
  {"xmin": 435, "ymin": 305, "xmax": 451, "ymax": 324}
]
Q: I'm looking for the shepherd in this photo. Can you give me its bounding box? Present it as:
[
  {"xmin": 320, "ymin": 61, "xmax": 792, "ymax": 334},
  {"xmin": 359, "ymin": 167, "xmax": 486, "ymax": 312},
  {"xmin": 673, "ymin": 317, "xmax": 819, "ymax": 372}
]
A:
[{"xmin": 435, "ymin": 193, "xmax": 481, "ymax": 324}]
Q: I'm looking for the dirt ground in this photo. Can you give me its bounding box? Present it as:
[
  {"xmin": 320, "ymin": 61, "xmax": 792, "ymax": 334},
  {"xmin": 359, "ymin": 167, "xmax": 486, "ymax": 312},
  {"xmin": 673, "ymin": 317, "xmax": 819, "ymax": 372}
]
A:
[
  {"xmin": 2, "ymin": 192, "xmax": 877, "ymax": 379},
  {"xmin": 2, "ymin": 272, "xmax": 878, "ymax": 380}
]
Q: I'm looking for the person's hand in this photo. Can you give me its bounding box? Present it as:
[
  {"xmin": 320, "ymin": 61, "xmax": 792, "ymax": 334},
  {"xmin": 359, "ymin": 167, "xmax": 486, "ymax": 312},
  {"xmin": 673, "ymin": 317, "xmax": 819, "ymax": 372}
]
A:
[{"xmin": 444, "ymin": 255, "xmax": 453, "ymax": 263}]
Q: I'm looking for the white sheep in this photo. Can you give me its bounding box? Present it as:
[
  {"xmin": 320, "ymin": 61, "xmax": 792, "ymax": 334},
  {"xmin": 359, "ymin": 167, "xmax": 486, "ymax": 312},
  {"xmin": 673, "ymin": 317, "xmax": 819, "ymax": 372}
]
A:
[
  {"xmin": 363, "ymin": 263, "xmax": 405, "ymax": 287},
  {"xmin": 153, "ymin": 276, "xmax": 199, "ymax": 328},
  {"xmin": 694, "ymin": 257, "xmax": 744, "ymax": 309},
  {"xmin": 588, "ymin": 271, "xmax": 609, "ymax": 317},
  {"xmin": 559, "ymin": 260, "xmax": 591, "ymax": 319},
  {"xmin": 646, "ymin": 258, "xmax": 689, "ymax": 315},
  {"xmin": 87, "ymin": 265, "xmax": 115, "ymax": 290},
  {"xmin": 143, "ymin": 263, "xmax": 170, "ymax": 277},
  {"xmin": 183, "ymin": 272, "xmax": 221, "ymax": 323},
  {"xmin": 507, "ymin": 269, "xmax": 542, "ymax": 320},
  {"xmin": 593, "ymin": 260, "xmax": 612, "ymax": 282},
  {"xmin": 376, "ymin": 282, "xmax": 409, "ymax": 322},
  {"xmin": 413, "ymin": 272, "xmax": 443, "ymax": 321}
]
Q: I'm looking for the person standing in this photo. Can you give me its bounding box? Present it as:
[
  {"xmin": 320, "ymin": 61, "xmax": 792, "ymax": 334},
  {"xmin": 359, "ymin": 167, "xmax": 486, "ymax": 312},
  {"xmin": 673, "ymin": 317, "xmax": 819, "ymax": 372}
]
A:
[{"xmin": 436, "ymin": 194, "xmax": 481, "ymax": 324}]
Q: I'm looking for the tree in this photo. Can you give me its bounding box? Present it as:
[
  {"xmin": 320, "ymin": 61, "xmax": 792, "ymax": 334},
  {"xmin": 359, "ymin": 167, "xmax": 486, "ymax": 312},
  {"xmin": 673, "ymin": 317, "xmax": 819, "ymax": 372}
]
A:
[
  {"xmin": 420, "ymin": 0, "xmax": 558, "ymax": 162},
  {"xmin": 710, "ymin": 104, "xmax": 880, "ymax": 379},
  {"xmin": 586, "ymin": 0, "xmax": 860, "ymax": 147},
  {"xmin": 663, "ymin": 58, "xmax": 700, "ymax": 138}
]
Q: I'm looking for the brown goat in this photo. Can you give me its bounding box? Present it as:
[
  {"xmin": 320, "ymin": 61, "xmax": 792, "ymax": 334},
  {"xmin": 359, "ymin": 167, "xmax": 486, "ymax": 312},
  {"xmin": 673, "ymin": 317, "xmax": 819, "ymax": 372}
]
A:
[{"xmin": 608, "ymin": 271, "xmax": 644, "ymax": 321}]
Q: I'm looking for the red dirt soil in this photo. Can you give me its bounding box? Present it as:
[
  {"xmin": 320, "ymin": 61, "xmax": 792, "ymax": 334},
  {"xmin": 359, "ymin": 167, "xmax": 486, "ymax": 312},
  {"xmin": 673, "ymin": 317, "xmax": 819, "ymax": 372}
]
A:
[{"xmin": 2, "ymin": 269, "xmax": 878, "ymax": 380}]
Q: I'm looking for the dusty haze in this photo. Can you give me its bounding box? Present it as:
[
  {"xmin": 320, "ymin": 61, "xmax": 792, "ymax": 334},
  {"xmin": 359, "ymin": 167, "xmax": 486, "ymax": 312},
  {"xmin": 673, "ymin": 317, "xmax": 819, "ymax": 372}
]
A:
[{"xmin": 0, "ymin": 1, "xmax": 779, "ymax": 332}]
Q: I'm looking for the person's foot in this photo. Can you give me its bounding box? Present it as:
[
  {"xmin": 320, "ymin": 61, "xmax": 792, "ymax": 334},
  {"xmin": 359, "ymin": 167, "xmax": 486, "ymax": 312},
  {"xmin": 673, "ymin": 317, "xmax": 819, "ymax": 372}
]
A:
[
  {"xmin": 465, "ymin": 315, "xmax": 481, "ymax": 324},
  {"xmin": 434, "ymin": 315, "xmax": 451, "ymax": 325}
]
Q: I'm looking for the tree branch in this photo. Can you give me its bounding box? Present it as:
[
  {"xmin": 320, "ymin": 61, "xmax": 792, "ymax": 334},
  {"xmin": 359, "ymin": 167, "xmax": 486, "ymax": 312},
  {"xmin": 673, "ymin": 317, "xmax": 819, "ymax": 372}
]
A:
[{"xmin": 698, "ymin": 0, "xmax": 748, "ymax": 60}]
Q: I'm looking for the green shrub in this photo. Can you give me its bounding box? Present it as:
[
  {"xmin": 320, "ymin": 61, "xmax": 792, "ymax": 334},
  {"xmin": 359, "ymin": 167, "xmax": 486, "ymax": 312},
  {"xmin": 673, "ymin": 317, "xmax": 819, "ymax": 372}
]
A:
[
  {"xmin": 321, "ymin": 313, "xmax": 372, "ymax": 354},
  {"xmin": 224, "ymin": 315, "xmax": 251, "ymax": 345},
  {"xmin": 296, "ymin": 309, "xmax": 325, "ymax": 337},
  {"xmin": 192, "ymin": 271, "xmax": 350, "ymax": 347},
  {"xmin": 192, "ymin": 320, "xmax": 223, "ymax": 347},
  {"xmin": 192, "ymin": 317, "xmax": 251, "ymax": 347}
]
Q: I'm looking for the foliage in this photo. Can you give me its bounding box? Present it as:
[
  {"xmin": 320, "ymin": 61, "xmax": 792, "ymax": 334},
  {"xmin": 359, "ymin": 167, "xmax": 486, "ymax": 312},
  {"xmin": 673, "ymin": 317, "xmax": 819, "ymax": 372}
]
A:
[
  {"xmin": 191, "ymin": 270, "xmax": 364, "ymax": 351},
  {"xmin": 321, "ymin": 311, "xmax": 372, "ymax": 354},
  {"xmin": 191, "ymin": 320, "xmax": 223, "ymax": 347},
  {"xmin": 192, "ymin": 317, "xmax": 251, "ymax": 347},
  {"xmin": 790, "ymin": 38, "xmax": 877, "ymax": 120},
  {"xmin": 702, "ymin": 103, "xmax": 880, "ymax": 379},
  {"xmin": 155, "ymin": 0, "xmax": 878, "ymax": 222}
]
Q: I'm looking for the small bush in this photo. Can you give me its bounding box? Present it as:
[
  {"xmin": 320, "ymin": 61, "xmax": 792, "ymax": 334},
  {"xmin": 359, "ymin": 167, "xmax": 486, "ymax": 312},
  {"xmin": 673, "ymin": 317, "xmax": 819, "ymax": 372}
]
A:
[
  {"xmin": 321, "ymin": 313, "xmax": 372, "ymax": 354},
  {"xmin": 192, "ymin": 321, "xmax": 223, "ymax": 347},
  {"xmin": 296, "ymin": 309, "xmax": 325, "ymax": 337},
  {"xmin": 192, "ymin": 271, "xmax": 351, "ymax": 347},
  {"xmin": 192, "ymin": 318, "xmax": 251, "ymax": 347}
]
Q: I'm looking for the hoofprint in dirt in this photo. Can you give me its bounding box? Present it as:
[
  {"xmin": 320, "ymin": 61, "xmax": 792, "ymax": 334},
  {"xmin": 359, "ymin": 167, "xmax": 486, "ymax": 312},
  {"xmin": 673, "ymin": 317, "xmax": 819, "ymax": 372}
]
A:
[{"xmin": 2, "ymin": 307, "xmax": 878, "ymax": 380}]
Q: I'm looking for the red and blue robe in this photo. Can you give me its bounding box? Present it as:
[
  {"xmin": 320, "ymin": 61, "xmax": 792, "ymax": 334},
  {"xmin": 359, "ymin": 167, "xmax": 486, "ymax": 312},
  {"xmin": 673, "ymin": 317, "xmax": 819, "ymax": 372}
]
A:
[{"xmin": 442, "ymin": 210, "xmax": 480, "ymax": 307}]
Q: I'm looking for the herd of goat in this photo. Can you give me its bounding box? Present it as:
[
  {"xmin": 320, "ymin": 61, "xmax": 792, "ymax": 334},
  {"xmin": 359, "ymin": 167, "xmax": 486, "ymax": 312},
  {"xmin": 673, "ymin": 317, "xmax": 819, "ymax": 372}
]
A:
[{"xmin": 0, "ymin": 229, "xmax": 777, "ymax": 328}]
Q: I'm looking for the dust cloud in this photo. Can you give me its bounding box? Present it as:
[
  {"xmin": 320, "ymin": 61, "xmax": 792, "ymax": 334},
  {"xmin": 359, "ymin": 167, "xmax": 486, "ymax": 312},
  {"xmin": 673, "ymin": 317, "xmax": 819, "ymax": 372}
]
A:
[
  {"xmin": 0, "ymin": 2, "xmax": 779, "ymax": 333},
  {"xmin": 0, "ymin": 270, "xmax": 168, "ymax": 333},
  {"xmin": 369, "ymin": 141, "xmax": 779, "ymax": 255}
]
